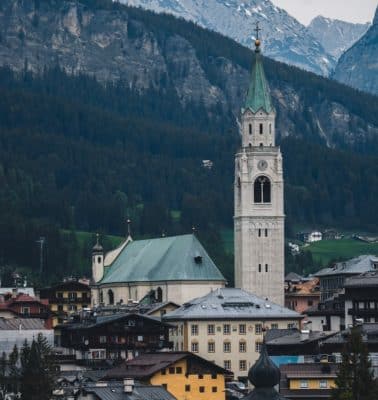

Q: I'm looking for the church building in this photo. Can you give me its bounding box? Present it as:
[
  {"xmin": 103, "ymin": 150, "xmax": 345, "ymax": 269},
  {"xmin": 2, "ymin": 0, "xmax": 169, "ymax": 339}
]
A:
[
  {"xmin": 91, "ymin": 233, "xmax": 226, "ymax": 307},
  {"xmin": 234, "ymin": 31, "xmax": 285, "ymax": 306}
]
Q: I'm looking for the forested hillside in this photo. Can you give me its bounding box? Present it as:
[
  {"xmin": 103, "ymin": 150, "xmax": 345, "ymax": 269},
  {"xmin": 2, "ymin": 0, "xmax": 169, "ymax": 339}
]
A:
[
  {"xmin": 1, "ymin": 67, "xmax": 378, "ymax": 285},
  {"xmin": 1, "ymin": 0, "xmax": 378, "ymax": 151}
]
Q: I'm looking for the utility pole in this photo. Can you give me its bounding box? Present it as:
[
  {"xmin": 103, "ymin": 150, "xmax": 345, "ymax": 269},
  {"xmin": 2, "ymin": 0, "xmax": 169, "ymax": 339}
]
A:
[{"xmin": 36, "ymin": 236, "xmax": 45, "ymax": 275}]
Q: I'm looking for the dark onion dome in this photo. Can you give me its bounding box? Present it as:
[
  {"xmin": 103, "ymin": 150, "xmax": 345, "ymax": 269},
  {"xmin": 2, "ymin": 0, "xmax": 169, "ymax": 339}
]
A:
[
  {"xmin": 243, "ymin": 343, "xmax": 289, "ymax": 400},
  {"xmin": 92, "ymin": 234, "xmax": 103, "ymax": 253},
  {"xmin": 249, "ymin": 343, "xmax": 280, "ymax": 387}
]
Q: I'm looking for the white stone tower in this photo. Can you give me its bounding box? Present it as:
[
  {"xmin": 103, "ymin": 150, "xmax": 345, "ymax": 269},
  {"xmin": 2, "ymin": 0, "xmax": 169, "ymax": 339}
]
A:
[{"xmin": 234, "ymin": 28, "xmax": 284, "ymax": 305}]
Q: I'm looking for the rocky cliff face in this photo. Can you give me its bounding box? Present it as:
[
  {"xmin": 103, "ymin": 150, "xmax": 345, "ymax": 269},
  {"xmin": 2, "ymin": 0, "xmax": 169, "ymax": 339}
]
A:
[
  {"xmin": 333, "ymin": 7, "xmax": 378, "ymax": 96},
  {"xmin": 307, "ymin": 16, "xmax": 370, "ymax": 59},
  {"xmin": 0, "ymin": 0, "xmax": 377, "ymax": 150},
  {"xmin": 120, "ymin": 0, "xmax": 335, "ymax": 76}
]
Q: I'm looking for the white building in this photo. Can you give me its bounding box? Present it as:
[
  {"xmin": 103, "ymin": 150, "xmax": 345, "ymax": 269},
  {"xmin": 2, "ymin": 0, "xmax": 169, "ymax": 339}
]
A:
[
  {"xmin": 234, "ymin": 36, "xmax": 285, "ymax": 305},
  {"xmin": 164, "ymin": 288, "xmax": 301, "ymax": 381},
  {"xmin": 0, "ymin": 318, "xmax": 53, "ymax": 356},
  {"xmin": 91, "ymin": 234, "xmax": 226, "ymax": 306}
]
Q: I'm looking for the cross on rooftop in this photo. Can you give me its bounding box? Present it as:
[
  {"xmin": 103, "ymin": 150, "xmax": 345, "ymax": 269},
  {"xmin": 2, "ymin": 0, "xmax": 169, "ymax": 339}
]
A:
[{"xmin": 254, "ymin": 21, "xmax": 261, "ymax": 40}]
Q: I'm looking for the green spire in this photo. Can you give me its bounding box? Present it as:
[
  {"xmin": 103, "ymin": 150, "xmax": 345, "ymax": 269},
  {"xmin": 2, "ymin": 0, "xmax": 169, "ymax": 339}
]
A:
[{"xmin": 244, "ymin": 25, "xmax": 273, "ymax": 114}]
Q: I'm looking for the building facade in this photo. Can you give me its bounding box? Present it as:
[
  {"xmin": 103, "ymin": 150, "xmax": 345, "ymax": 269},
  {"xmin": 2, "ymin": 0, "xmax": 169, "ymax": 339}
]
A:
[
  {"xmin": 234, "ymin": 36, "xmax": 284, "ymax": 306},
  {"xmin": 55, "ymin": 312, "xmax": 172, "ymax": 362},
  {"xmin": 104, "ymin": 352, "xmax": 229, "ymax": 400},
  {"xmin": 279, "ymin": 363, "xmax": 337, "ymax": 399},
  {"xmin": 39, "ymin": 280, "xmax": 91, "ymax": 326},
  {"xmin": 344, "ymin": 271, "xmax": 378, "ymax": 327},
  {"xmin": 285, "ymin": 277, "xmax": 320, "ymax": 314},
  {"xmin": 91, "ymin": 234, "xmax": 226, "ymax": 307},
  {"xmin": 164, "ymin": 288, "xmax": 301, "ymax": 381},
  {"xmin": 316, "ymin": 254, "xmax": 378, "ymax": 302}
]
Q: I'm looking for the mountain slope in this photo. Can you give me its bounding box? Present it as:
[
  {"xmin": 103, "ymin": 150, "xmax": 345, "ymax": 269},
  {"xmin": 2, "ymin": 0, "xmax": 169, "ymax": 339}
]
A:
[
  {"xmin": 307, "ymin": 16, "xmax": 370, "ymax": 59},
  {"xmin": 333, "ymin": 7, "xmax": 378, "ymax": 96},
  {"xmin": 119, "ymin": 0, "xmax": 335, "ymax": 76},
  {"xmin": 0, "ymin": 0, "xmax": 377, "ymax": 153}
]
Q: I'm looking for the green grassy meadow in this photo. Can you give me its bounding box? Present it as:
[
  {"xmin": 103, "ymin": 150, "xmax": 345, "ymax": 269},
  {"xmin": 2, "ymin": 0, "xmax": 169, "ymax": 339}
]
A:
[
  {"xmin": 221, "ymin": 229, "xmax": 378, "ymax": 268},
  {"xmin": 303, "ymin": 239, "xmax": 378, "ymax": 266}
]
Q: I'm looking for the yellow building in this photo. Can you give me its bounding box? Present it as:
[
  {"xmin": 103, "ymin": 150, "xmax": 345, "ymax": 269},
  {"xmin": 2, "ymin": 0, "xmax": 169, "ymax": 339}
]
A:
[
  {"xmin": 103, "ymin": 352, "xmax": 230, "ymax": 400},
  {"xmin": 280, "ymin": 363, "xmax": 338, "ymax": 399},
  {"xmin": 39, "ymin": 280, "xmax": 91, "ymax": 326}
]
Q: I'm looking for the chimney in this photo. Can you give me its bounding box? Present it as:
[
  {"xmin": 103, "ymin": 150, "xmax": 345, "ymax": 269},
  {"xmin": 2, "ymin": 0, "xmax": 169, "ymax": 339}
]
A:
[
  {"xmin": 300, "ymin": 329, "xmax": 310, "ymax": 342},
  {"xmin": 12, "ymin": 288, "xmax": 18, "ymax": 299},
  {"xmin": 123, "ymin": 378, "xmax": 134, "ymax": 393}
]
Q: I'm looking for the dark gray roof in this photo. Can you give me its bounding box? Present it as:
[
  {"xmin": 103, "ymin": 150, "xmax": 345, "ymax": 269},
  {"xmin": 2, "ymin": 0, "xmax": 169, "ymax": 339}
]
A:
[
  {"xmin": 61, "ymin": 313, "xmax": 172, "ymax": 331},
  {"xmin": 164, "ymin": 288, "xmax": 301, "ymax": 321},
  {"xmin": 322, "ymin": 323, "xmax": 378, "ymax": 345},
  {"xmin": 0, "ymin": 318, "xmax": 47, "ymax": 330},
  {"xmin": 266, "ymin": 329, "xmax": 336, "ymax": 346},
  {"xmin": 100, "ymin": 234, "xmax": 225, "ymax": 284},
  {"xmin": 344, "ymin": 271, "xmax": 378, "ymax": 287},
  {"xmin": 82, "ymin": 382, "xmax": 176, "ymax": 400},
  {"xmin": 280, "ymin": 363, "xmax": 338, "ymax": 378},
  {"xmin": 315, "ymin": 255, "xmax": 378, "ymax": 277}
]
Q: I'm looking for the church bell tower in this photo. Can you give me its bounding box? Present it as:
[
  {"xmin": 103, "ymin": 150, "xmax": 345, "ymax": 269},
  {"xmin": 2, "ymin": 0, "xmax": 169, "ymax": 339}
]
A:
[{"xmin": 234, "ymin": 26, "xmax": 284, "ymax": 305}]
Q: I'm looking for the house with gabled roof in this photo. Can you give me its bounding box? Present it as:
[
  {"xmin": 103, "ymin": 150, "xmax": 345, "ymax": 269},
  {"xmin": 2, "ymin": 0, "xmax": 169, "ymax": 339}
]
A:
[
  {"xmin": 91, "ymin": 234, "xmax": 226, "ymax": 306},
  {"xmin": 102, "ymin": 352, "xmax": 230, "ymax": 400}
]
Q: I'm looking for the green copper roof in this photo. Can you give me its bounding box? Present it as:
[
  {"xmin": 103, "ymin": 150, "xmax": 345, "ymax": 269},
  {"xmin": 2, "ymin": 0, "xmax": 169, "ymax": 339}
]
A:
[
  {"xmin": 100, "ymin": 234, "xmax": 226, "ymax": 284},
  {"xmin": 245, "ymin": 53, "xmax": 273, "ymax": 114}
]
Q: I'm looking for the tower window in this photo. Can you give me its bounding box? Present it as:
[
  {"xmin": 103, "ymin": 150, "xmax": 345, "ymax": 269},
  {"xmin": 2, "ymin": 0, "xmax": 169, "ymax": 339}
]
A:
[
  {"xmin": 265, "ymin": 264, "xmax": 268, "ymax": 272},
  {"xmin": 269, "ymin": 124, "xmax": 272, "ymax": 134},
  {"xmin": 258, "ymin": 229, "xmax": 261, "ymax": 237},
  {"xmin": 156, "ymin": 287, "xmax": 163, "ymax": 302},
  {"xmin": 259, "ymin": 143, "xmax": 263, "ymax": 147},
  {"xmin": 249, "ymin": 143, "xmax": 252, "ymax": 148},
  {"xmin": 265, "ymin": 229, "xmax": 268, "ymax": 237},
  {"xmin": 97, "ymin": 256, "xmax": 102, "ymax": 264},
  {"xmin": 249, "ymin": 124, "xmax": 252, "ymax": 134},
  {"xmin": 258, "ymin": 264, "xmax": 261, "ymax": 273},
  {"xmin": 254, "ymin": 176, "xmax": 271, "ymax": 203},
  {"xmin": 259, "ymin": 123, "xmax": 263, "ymax": 134}
]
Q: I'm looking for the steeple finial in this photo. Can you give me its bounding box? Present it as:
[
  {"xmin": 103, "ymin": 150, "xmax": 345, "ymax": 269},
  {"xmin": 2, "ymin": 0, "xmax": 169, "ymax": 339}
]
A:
[
  {"xmin": 254, "ymin": 21, "xmax": 261, "ymax": 53},
  {"xmin": 92, "ymin": 233, "xmax": 103, "ymax": 253},
  {"xmin": 244, "ymin": 23, "xmax": 273, "ymax": 114}
]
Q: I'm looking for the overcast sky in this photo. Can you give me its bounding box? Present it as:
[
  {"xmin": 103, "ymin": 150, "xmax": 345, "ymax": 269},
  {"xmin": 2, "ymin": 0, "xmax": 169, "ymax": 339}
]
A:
[{"xmin": 270, "ymin": 0, "xmax": 377, "ymax": 25}]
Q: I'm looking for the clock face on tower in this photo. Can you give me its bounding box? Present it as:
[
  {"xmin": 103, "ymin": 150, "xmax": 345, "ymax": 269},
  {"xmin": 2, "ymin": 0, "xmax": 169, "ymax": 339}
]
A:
[{"xmin": 257, "ymin": 160, "xmax": 268, "ymax": 171}]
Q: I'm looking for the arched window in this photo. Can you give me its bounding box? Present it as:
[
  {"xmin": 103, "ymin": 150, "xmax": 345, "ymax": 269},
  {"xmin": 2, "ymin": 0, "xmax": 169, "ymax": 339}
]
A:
[
  {"xmin": 254, "ymin": 176, "xmax": 271, "ymax": 203},
  {"xmin": 108, "ymin": 289, "xmax": 114, "ymax": 305},
  {"xmin": 156, "ymin": 287, "xmax": 163, "ymax": 302},
  {"xmin": 259, "ymin": 123, "xmax": 263, "ymax": 134},
  {"xmin": 269, "ymin": 124, "xmax": 272, "ymax": 134},
  {"xmin": 100, "ymin": 291, "xmax": 103, "ymax": 304},
  {"xmin": 249, "ymin": 124, "xmax": 252, "ymax": 135}
]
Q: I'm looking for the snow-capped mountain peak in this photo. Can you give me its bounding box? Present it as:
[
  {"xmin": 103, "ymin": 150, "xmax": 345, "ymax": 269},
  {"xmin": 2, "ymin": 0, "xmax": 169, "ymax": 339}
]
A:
[{"xmin": 118, "ymin": 0, "xmax": 336, "ymax": 76}]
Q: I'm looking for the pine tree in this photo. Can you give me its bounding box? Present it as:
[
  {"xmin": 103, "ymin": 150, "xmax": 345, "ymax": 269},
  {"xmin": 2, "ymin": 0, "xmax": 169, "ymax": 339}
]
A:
[
  {"xmin": 20, "ymin": 334, "xmax": 55, "ymax": 400},
  {"xmin": 332, "ymin": 327, "xmax": 378, "ymax": 400}
]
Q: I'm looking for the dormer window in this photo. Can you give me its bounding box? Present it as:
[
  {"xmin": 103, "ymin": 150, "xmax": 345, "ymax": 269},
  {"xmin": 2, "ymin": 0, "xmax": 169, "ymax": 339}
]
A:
[{"xmin": 194, "ymin": 253, "xmax": 202, "ymax": 264}]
